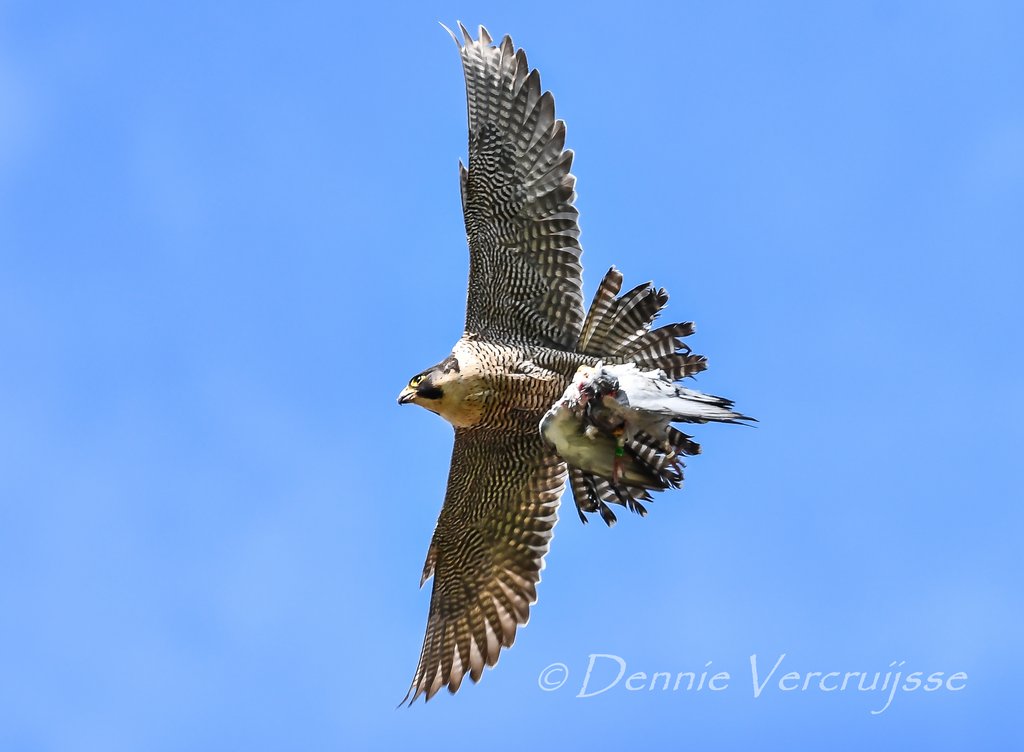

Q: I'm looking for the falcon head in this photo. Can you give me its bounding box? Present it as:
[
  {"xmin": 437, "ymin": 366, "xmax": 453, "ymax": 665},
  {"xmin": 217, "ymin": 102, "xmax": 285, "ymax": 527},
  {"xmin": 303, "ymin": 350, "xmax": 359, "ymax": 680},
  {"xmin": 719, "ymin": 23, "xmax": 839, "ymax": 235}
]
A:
[
  {"xmin": 397, "ymin": 354, "xmax": 462, "ymax": 415},
  {"xmin": 399, "ymin": 368, "xmax": 446, "ymax": 404}
]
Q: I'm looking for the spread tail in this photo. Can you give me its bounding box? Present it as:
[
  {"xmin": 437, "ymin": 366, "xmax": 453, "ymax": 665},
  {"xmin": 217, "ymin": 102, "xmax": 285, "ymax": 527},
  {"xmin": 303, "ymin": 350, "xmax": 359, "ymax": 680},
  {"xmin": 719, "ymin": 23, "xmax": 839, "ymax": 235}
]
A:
[{"xmin": 576, "ymin": 267, "xmax": 707, "ymax": 379}]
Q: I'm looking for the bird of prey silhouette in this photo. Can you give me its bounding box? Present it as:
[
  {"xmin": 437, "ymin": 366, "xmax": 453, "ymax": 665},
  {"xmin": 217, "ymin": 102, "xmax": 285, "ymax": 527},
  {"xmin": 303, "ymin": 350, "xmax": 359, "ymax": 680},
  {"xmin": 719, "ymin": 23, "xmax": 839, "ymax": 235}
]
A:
[{"xmin": 396, "ymin": 22, "xmax": 746, "ymax": 703}]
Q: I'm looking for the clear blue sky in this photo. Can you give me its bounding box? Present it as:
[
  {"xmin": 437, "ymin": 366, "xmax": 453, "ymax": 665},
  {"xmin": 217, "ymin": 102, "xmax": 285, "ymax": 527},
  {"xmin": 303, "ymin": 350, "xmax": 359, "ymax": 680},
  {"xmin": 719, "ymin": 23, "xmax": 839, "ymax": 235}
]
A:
[{"xmin": 2, "ymin": 2, "xmax": 1021, "ymax": 749}]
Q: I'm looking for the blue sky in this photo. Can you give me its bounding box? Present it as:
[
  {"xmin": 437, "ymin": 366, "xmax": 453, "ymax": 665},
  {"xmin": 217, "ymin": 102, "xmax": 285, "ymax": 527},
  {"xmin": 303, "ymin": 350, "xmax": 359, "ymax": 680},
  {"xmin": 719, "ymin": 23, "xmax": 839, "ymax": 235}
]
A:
[{"xmin": 1, "ymin": 1, "xmax": 1022, "ymax": 749}]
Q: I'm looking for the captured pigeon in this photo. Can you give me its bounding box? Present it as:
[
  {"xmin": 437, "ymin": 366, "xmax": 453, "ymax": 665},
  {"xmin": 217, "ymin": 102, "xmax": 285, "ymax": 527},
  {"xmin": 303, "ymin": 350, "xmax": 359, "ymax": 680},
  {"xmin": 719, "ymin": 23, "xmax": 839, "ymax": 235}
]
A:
[
  {"xmin": 542, "ymin": 363, "xmax": 751, "ymax": 487},
  {"xmin": 540, "ymin": 381, "xmax": 678, "ymax": 490}
]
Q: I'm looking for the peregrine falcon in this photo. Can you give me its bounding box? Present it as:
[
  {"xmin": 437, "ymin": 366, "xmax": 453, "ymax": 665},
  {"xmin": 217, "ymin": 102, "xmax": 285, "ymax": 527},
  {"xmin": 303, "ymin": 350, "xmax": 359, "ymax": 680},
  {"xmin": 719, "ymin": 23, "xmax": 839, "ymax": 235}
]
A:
[{"xmin": 396, "ymin": 23, "xmax": 745, "ymax": 703}]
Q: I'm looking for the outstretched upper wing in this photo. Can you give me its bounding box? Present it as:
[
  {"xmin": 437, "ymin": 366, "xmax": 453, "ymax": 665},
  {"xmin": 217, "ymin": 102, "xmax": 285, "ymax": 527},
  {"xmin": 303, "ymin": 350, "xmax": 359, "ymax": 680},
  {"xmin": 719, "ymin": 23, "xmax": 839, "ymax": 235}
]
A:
[
  {"xmin": 402, "ymin": 426, "xmax": 565, "ymax": 704},
  {"xmin": 447, "ymin": 23, "xmax": 584, "ymax": 349}
]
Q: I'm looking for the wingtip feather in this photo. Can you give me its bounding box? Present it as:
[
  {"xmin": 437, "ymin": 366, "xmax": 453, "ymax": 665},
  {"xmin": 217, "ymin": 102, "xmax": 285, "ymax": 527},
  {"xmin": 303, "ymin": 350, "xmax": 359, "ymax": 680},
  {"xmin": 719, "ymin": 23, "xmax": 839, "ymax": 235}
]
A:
[{"xmin": 439, "ymin": 22, "xmax": 460, "ymax": 48}]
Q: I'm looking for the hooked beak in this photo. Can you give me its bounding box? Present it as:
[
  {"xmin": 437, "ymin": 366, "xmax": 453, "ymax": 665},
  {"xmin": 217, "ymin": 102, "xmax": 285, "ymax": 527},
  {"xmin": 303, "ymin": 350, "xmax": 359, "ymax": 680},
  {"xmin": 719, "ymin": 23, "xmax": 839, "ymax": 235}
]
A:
[{"xmin": 397, "ymin": 386, "xmax": 418, "ymax": 405}]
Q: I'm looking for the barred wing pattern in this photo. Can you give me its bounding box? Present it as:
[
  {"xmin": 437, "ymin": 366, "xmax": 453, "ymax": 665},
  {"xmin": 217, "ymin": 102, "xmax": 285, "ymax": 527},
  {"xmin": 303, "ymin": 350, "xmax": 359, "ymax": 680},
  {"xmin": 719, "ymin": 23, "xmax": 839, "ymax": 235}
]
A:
[
  {"xmin": 566, "ymin": 268, "xmax": 710, "ymax": 524},
  {"xmin": 402, "ymin": 428, "xmax": 565, "ymax": 704},
  {"xmin": 449, "ymin": 23, "xmax": 585, "ymax": 348}
]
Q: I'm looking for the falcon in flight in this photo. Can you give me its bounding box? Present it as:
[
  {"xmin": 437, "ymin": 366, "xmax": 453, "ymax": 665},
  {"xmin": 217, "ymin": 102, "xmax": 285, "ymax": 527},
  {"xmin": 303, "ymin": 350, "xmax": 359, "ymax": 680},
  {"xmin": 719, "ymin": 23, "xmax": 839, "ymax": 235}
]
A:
[{"xmin": 397, "ymin": 23, "xmax": 746, "ymax": 703}]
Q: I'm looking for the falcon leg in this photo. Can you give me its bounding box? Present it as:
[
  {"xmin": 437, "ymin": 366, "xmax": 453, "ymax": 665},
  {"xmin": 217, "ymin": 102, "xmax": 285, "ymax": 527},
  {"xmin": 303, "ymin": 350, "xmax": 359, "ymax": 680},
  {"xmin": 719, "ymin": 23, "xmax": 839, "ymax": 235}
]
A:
[{"xmin": 612, "ymin": 433, "xmax": 626, "ymax": 484}]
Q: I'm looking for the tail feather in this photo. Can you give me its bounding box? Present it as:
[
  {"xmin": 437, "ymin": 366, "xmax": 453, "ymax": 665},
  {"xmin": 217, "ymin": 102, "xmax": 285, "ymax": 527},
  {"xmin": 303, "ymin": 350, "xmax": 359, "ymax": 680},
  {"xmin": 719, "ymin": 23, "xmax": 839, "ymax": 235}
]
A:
[
  {"xmin": 598, "ymin": 283, "xmax": 668, "ymax": 355},
  {"xmin": 578, "ymin": 267, "xmax": 703, "ymax": 380},
  {"xmin": 640, "ymin": 352, "xmax": 707, "ymax": 380},
  {"xmin": 667, "ymin": 426, "xmax": 702, "ymax": 456},
  {"xmin": 667, "ymin": 386, "xmax": 751, "ymax": 424},
  {"xmin": 566, "ymin": 429, "xmax": 692, "ymax": 526},
  {"xmin": 576, "ymin": 267, "xmax": 622, "ymax": 354},
  {"xmin": 622, "ymin": 322, "xmax": 695, "ymax": 360},
  {"xmin": 569, "ymin": 467, "xmax": 655, "ymax": 526},
  {"xmin": 567, "ymin": 266, "xmax": 748, "ymax": 525}
]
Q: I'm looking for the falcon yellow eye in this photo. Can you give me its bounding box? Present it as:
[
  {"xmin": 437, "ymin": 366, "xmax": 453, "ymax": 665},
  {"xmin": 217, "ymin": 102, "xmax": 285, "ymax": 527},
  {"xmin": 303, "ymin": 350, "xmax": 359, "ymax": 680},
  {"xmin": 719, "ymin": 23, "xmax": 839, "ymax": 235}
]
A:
[{"xmin": 409, "ymin": 375, "xmax": 423, "ymax": 388}]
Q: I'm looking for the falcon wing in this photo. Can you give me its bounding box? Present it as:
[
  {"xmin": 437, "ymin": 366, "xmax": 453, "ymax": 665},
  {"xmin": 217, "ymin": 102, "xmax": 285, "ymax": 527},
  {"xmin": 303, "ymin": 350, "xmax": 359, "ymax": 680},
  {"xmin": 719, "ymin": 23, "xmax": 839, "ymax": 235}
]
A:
[
  {"xmin": 402, "ymin": 427, "xmax": 565, "ymax": 703},
  {"xmin": 448, "ymin": 23, "xmax": 584, "ymax": 349}
]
